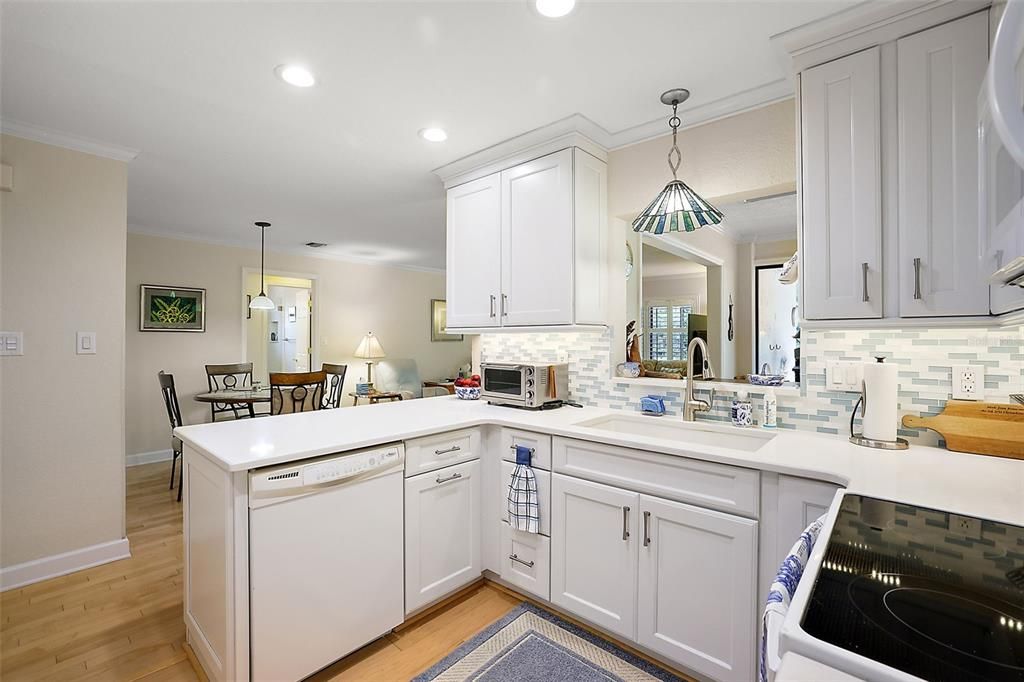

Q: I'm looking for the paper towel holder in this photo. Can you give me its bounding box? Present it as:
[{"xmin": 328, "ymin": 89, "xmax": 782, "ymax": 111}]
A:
[{"xmin": 849, "ymin": 356, "xmax": 909, "ymax": 450}]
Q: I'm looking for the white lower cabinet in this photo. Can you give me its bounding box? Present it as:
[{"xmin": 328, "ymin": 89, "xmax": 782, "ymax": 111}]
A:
[
  {"xmin": 499, "ymin": 522, "xmax": 550, "ymax": 600},
  {"xmin": 637, "ymin": 496, "xmax": 758, "ymax": 682},
  {"xmin": 550, "ymin": 474, "xmax": 639, "ymax": 640},
  {"xmin": 500, "ymin": 460, "xmax": 551, "ymax": 536},
  {"xmin": 405, "ymin": 459, "xmax": 481, "ymax": 614}
]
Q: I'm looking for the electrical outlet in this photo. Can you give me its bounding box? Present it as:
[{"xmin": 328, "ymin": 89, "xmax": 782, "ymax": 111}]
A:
[
  {"xmin": 949, "ymin": 514, "xmax": 983, "ymax": 540},
  {"xmin": 952, "ymin": 365, "xmax": 984, "ymax": 400}
]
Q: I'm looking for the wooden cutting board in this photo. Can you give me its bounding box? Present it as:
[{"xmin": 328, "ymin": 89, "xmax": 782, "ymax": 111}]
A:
[{"xmin": 902, "ymin": 401, "xmax": 1024, "ymax": 459}]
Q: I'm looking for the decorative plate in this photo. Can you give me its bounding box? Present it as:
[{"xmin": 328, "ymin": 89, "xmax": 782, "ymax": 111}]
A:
[{"xmin": 749, "ymin": 374, "xmax": 785, "ymax": 386}]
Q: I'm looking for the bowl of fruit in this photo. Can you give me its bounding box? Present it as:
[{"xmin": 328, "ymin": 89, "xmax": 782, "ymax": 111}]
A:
[{"xmin": 454, "ymin": 375, "xmax": 481, "ymax": 400}]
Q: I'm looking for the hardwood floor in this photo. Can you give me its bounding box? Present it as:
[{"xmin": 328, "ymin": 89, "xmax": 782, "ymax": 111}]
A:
[{"xmin": 0, "ymin": 462, "xmax": 521, "ymax": 682}]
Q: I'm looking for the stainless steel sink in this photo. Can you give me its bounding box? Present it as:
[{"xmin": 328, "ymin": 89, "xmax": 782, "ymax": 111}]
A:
[{"xmin": 573, "ymin": 414, "xmax": 774, "ymax": 452}]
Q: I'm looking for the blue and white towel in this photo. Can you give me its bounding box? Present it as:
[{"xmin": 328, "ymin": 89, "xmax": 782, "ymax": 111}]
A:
[
  {"xmin": 759, "ymin": 514, "xmax": 827, "ymax": 682},
  {"xmin": 507, "ymin": 445, "xmax": 539, "ymax": 534}
]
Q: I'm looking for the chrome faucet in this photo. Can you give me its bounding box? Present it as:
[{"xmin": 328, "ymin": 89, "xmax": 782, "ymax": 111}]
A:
[{"xmin": 683, "ymin": 337, "xmax": 716, "ymax": 422}]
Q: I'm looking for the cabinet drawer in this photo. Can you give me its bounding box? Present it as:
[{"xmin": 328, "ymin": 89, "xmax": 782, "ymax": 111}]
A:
[
  {"xmin": 500, "ymin": 461, "xmax": 551, "ymax": 536},
  {"xmin": 500, "ymin": 428, "xmax": 551, "ymax": 470},
  {"xmin": 405, "ymin": 428, "xmax": 480, "ymax": 477},
  {"xmin": 499, "ymin": 522, "xmax": 550, "ymax": 601},
  {"xmin": 552, "ymin": 437, "xmax": 760, "ymax": 518}
]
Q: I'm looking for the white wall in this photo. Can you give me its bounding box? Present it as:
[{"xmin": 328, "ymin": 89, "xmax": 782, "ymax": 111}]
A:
[
  {"xmin": 1, "ymin": 135, "xmax": 127, "ymax": 569},
  {"xmin": 126, "ymin": 232, "xmax": 471, "ymax": 457}
]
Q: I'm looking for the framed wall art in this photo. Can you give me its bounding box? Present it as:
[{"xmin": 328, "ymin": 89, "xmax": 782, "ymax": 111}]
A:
[{"xmin": 140, "ymin": 285, "xmax": 206, "ymax": 332}]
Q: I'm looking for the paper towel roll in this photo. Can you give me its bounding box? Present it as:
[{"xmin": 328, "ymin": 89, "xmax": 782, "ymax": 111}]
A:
[{"xmin": 862, "ymin": 359, "xmax": 898, "ymax": 441}]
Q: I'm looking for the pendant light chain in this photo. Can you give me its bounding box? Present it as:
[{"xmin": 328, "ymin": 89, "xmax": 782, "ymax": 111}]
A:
[{"xmin": 667, "ymin": 101, "xmax": 682, "ymax": 180}]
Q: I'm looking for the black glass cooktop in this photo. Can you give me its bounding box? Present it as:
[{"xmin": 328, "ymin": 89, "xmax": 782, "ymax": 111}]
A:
[{"xmin": 802, "ymin": 495, "xmax": 1024, "ymax": 682}]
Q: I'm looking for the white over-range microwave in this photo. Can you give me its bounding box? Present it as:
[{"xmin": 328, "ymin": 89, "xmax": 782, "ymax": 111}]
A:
[
  {"xmin": 480, "ymin": 362, "xmax": 569, "ymax": 409},
  {"xmin": 981, "ymin": 0, "xmax": 1024, "ymax": 314}
]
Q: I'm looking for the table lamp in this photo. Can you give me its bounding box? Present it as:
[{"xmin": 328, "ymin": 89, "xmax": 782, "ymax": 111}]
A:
[{"xmin": 353, "ymin": 332, "xmax": 386, "ymax": 384}]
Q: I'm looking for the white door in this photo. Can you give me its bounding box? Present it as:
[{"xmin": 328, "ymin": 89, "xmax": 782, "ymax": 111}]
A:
[
  {"xmin": 550, "ymin": 473, "xmax": 638, "ymax": 640},
  {"xmin": 500, "ymin": 149, "xmax": 574, "ymax": 326},
  {"xmin": 637, "ymin": 495, "xmax": 758, "ymax": 682},
  {"xmin": 801, "ymin": 47, "xmax": 883, "ymax": 319},
  {"xmin": 499, "ymin": 522, "xmax": 551, "ymax": 601},
  {"xmin": 446, "ymin": 174, "xmax": 502, "ymax": 329},
  {"xmin": 404, "ymin": 459, "xmax": 481, "ymax": 613},
  {"xmin": 294, "ymin": 288, "xmax": 311, "ymax": 371},
  {"xmin": 898, "ymin": 11, "xmax": 990, "ymax": 317}
]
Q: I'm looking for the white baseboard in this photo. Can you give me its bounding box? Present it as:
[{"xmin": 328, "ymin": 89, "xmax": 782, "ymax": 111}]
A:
[
  {"xmin": 126, "ymin": 448, "xmax": 174, "ymax": 467},
  {"xmin": 1, "ymin": 538, "xmax": 131, "ymax": 591}
]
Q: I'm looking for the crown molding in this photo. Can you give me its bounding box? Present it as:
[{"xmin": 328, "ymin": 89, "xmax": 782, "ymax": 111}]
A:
[
  {"xmin": 1, "ymin": 119, "xmax": 140, "ymax": 162},
  {"xmin": 127, "ymin": 224, "xmax": 445, "ymax": 274}
]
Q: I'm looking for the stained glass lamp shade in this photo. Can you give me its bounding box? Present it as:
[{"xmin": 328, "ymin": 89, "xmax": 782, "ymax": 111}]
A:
[{"xmin": 632, "ymin": 88, "xmax": 723, "ymax": 234}]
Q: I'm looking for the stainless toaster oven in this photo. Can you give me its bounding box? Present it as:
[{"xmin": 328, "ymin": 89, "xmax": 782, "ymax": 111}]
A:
[{"xmin": 479, "ymin": 362, "xmax": 569, "ymax": 409}]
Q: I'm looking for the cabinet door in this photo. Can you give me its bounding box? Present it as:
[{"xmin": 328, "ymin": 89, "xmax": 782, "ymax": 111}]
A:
[
  {"xmin": 898, "ymin": 11, "xmax": 990, "ymax": 316},
  {"xmin": 405, "ymin": 459, "xmax": 480, "ymax": 613},
  {"xmin": 500, "ymin": 522, "xmax": 551, "ymax": 601},
  {"xmin": 637, "ymin": 495, "xmax": 758, "ymax": 682},
  {"xmin": 801, "ymin": 47, "xmax": 883, "ymax": 319},
  {"xmin": 550, "ymin": 474, "xmax": 638, "ymax": 640},
  {"xmin": 573, "ymin": 148, "xmax": 608, "ymax": 325},
  {"xmin": 500, "ymin": 149, "xmax": 574, "ymax": 326},
  {"xmin": 773, "ymin": 477, "xmax": 837, "ymax": 573},
  {"xmin": 446, "ymin": 174, "xmax": 501, "ymax": 329}
]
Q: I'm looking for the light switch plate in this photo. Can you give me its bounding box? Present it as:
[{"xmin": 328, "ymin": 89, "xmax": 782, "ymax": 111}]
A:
[
  {"xmin": 952, "ymin": 365, "xmax": 983, "ymax": 400},
  {"xmin": 0, "ymin": 331, "xmax": 23, "ymax": 356},
  {"xmin": 827, "ymin": 361, "xmax": 863, "ymax": 392},
  {"xmin": 77, "ymin": 331, "xmax": 97, "ymax": 355}
]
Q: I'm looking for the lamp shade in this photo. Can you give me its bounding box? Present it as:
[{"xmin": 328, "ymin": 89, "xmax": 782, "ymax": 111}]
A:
[
  {"xmin": 353, "ymin": 332, "xmax": 386, "ymax": 359},
  {"xmin": 631, "ymin": 179, "xmax": 724, "ymax": 234},
  {"xmin": 249, "ymin": 293, "xmax": 275, "ymax": 310}
]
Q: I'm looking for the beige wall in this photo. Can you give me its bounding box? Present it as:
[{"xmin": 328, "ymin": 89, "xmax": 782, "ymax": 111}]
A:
[
  {"xmin": 1, "ymin": 135, "xmax": 127, "ymax": 567},
  {"xmin": 126, "ymin": 233, "xmax": 471, "ymax": 456},
  {"xmin": 607, "ymin": 100, "xmax": 797, "ymax": 380}
]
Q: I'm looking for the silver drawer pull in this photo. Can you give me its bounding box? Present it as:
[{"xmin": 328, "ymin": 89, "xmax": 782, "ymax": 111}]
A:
[
  {"xmin": 435, "ymin": 472, "xmax": 463, "ymax": 485},
  {"xmin": 622, "ymin": 506, "xmax": 630, "ymax": 541},
  {"xmin": 489, "ymin": 294, "xmax": 496, "ymax": 318},
  {"xmin": 434, "ymin": 445, "xmax": 462, "ymax": 456},
  {"xmin": 508, "ymin": 445, "xmax": 535, "ymax": 453},
  {"xmin": 501, "ymin": 293, "xmax": 508, "ymax": 317},
  {"xmin": 643, "ymin": 511, "xmax": 651, "ymax": 547},
  {"xmin": 913, "ymin": 257, "xmax": 923, "ymax": 300},
  {"xmin": 861, "ymin": 262, "xmax": 869, "ymax": 302},
  {"xmin": 509, "ymin": 554, "xmax": 534, "ymax": 568}
]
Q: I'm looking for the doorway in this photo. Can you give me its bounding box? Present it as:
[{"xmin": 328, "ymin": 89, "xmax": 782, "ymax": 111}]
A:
[{"xmin": 243, "ymin": 270, "xmax": 318, "ymax": 383}]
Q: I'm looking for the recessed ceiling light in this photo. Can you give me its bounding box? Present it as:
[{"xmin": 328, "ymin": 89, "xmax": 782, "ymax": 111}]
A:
[
  {"xmin": 419, "ymin": 127, "xmax": 448, "ymax": 142},
  {"xmin": 535, "ymin": 0, "xmax": 575, "ymax": 18},
  {"xmin": 275, "ymin": 64, "xmax": 315, "ymax": 88}
]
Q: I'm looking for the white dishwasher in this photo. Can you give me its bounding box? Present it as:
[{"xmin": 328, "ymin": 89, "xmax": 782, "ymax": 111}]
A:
[{"xmin": 249, "ymin": 443, "xmax": 405, "ymax": 682}]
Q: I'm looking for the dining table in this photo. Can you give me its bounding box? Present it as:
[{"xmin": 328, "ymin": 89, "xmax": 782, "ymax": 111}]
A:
[{"xmin": 193, "ymin": 387, "xmax": 272, "ymax": 420}]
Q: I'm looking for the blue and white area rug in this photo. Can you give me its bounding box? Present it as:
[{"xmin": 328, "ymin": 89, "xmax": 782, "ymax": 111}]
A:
[{"xmin": 413, "ymin": 602, "xmax": 687, "ymax": 682}]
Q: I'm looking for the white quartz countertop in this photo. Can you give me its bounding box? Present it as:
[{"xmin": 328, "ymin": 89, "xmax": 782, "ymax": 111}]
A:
[{"xmin": 175, "ymin": 395, "xmax": 1024, "ymax": 525}]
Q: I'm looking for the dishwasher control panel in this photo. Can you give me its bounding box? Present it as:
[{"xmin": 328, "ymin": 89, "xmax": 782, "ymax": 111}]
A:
[
  {"xmin": 249, "ymin": 443, "xmax": 405, "ymax": 499},
  {"xmin": 301, "ymin": 447, "xmax": 401, "ymax": 486}
]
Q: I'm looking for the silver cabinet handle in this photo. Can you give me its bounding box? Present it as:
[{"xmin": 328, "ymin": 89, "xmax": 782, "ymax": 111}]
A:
[
  {"xmin": 861, "ymin": 262, "xmax": 869, "ymax": 302},
  {"xmin": 622, "ymin": 506, "xmax": 630, "ymax": 541},
  {"xmin": 509, "ymin": 554, "xmax": 534, "ymax": 568},
  {"xmin": 642, "ymin": 511, "xmax": 651, "ymax": 547},
  {"xmin": 434, "ymin": 445, "xmax": 461, "ymax": 456},
  {"xmin": 501, "ymin": 293, "xmax": 508, "ymax": 317},
  {"xmin": 508, "ymin": 445, "xmax": 535, "ymax": 453},
  {"xmin": 913, "ymin": 257, "xmax": 922, "ymax": 300},
  {"xmin": 489, "ymin": 294, "xmax": 496, "ymax": 318},
  {"xmin": 435, "ymin": 472, "xmax": 463, "ymax": 485}
]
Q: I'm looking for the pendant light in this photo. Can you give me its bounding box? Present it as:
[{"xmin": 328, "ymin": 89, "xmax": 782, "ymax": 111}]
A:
[
  {"xmin": 632, "ymin": 89, "xmax": 724, "ymax": 234},
  {"xmin": 249, "ymin": 221, "xmax": 275, "ymax": 310}
]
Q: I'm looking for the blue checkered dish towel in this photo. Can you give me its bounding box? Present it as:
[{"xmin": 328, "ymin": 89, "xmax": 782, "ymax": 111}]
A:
[
  {"xmin": 507, "ymin": 445, "xmax": 539, "ymax": 534},
  {"xmin": 759, "ymin": 514, "xmax": 827, "ymax": 682}
]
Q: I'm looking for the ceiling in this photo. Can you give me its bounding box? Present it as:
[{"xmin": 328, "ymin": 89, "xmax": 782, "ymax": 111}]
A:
[
  {"xmin": 1, "ymin": 1, "xmax": 851, "ymax": 270},
  {"xmin": 641, "ymin": 243, "xmax": 706, "ymax": 278},
  {"xmin": 717, "ymin": 194, "xmax": 798, "ymax": 243}
]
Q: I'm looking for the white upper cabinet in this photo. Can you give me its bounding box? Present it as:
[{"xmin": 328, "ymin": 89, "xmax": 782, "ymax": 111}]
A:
[
  {"xmin": 801, "ymin": 47, "xmax": 883, "ymax": 320},
  {"xmin": 446, "ymin": 174, "xmax": 502, "ymax": 328},
  {"xmin": 443, "ymin": 144, "xmax": 608, "ymax": 330},
  {"xmin": 500, "ymin": 149, "xmax": 574, "ymax": 326},
  {"xmin": 898, "ymin": 12, "xmax": 990, "ymax": 316}
]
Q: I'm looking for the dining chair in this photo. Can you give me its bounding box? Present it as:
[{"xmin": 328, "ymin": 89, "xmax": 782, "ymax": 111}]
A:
[
  {"xmin": 157, "ymin": 371, "xmax": 184, "ymax": 502},
  {"xmin": 205, "ymin": 362, "xmax": 256, "ymax": 421},
  {"xmin": 321, "ymin": 363, "xmax": 348, "ymax": 409},
  {"xmin": 270, "ymin": 371, "xmax": 327, "ymax": 415}
]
